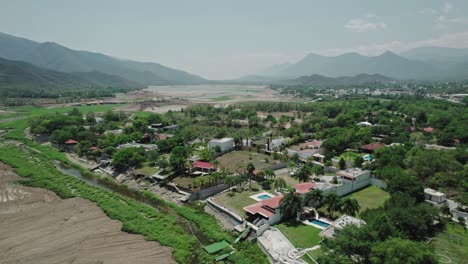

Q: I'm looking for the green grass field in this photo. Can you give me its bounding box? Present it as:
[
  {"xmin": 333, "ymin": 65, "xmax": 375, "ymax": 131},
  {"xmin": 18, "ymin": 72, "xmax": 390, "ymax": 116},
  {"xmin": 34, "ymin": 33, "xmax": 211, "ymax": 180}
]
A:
[
  {"xmin": 212, "ymin": 182, "xmax": 265, "ymax": 216},
  {"xmin": 276, "ymin": 220, "xmax": 322, "ymax": 248},
  {"xmin": 432, "ymin": 223, "xmax": 467, "ymax": 264},
  {"xmin": 347, "ymin": 186, "xmax": 390, "ymax": 213}
]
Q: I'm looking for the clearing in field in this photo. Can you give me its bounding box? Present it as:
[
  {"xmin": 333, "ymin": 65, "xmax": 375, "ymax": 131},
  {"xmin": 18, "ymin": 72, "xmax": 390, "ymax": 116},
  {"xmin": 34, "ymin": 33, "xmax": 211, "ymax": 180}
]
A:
[
  {"xmin": 432, "ymin": 223, "xmax": 467, "ymax": 264},
  {"xmin": 347, "ymin": 186, "xmax": 390, "ymax": 213},
  {"xmin": 216, "ymin": 150, "xmax": 279, "ymax": 172}
]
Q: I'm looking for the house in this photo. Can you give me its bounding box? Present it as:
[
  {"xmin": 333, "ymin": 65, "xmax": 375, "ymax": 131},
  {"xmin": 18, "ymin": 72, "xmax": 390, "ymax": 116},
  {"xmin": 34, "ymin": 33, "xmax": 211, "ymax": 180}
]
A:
[
  {"xmin": 303, "ymin": 140, "xmax": 323, "ymax": 149},
  {"xmin": 193, "ymin": 160, "xmax": 216, "ymax": 172},
  {"xmin": 65, "ymin": 139, "xmax": 78, "ymax": 145},
  {"xmin": 361, "ymin": 142, "xmax": 384, "ymax": 153},
  {"xmin": 357, "ymin": 121, "xmax": 373, "ymax": 127},
  {"xmin": 243, "ymin": 195, "xmax": 283, "ymax": 225},
  {"xmin": 424, "ymin": 188, "xmax": 447, "ymax": 206},
  {"xmin": 266, "ymin": 137, "xmax": 289, "ymax": 151},
  {"xmin": 320, "ymin": 215, "xmax": 366, "ymax": 238},
  {"xmin": 63, "ymin": 139, "xmax": 78, "ymax": 152},
  {"xmin": 209, "ymin": 138, "xmax": 235, "ymax": 152},
  {"xmin": 294, "ymin": 182, "xmax": 316, "ymax": 197}
]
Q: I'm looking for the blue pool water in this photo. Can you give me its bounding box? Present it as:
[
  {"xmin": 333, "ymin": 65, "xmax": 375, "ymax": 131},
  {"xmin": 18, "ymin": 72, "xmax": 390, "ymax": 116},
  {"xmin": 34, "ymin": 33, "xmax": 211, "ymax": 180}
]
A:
[
  {"xmin": 309, "ymin": 219, "xmax": 330, "ymax": 228},
  {"xmin": 258, "ymin": 194, "xmax": 272, "ymax": 200}
]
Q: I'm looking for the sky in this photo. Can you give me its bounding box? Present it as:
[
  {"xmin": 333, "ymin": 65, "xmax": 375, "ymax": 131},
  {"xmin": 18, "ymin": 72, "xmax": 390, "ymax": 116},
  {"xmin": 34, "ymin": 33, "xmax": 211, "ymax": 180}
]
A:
[{"xmin": 1, "ymin": 0, "xmax": 468, "ymax": 79}]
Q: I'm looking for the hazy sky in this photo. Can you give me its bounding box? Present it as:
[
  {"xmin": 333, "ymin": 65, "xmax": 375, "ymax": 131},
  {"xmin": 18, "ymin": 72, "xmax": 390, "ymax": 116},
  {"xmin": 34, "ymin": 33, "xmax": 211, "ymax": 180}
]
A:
[{"xmin": 2, "ymin": 0, "xmax": 468, "ymax": 79}]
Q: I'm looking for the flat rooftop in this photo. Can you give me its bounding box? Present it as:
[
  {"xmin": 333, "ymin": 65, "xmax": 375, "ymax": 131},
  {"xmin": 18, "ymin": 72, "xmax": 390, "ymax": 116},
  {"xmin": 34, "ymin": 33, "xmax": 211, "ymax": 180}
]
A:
[
  {"xmin": 336, "ymin": 168, "xmax": 369, "ymax": 179},
  {"xmin": 424, "ymin": 188, "xmax": 445, "ymax": 197}
]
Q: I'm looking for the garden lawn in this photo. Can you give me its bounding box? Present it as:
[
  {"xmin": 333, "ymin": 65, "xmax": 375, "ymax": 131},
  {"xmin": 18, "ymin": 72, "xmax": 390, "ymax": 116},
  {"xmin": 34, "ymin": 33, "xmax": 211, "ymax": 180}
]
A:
[
  {"xmin": 135, "ymin": 165, "xmax": 160, "ymax": 177},
  {"xmin": 348, "ymin": 186, "xmax": 390, "ymax": 213},
  {"xmin": 275, "ymin": 172, "xmax": 300, "ymax": 188},
  {"xmin": 432, "ymin": 223, "xmax": 467, "ymax": 264},
  {"xmin": 276, "ymin": 220, "xmax": 322, "ymax": 249},
  {"xmin": 212, "ymin": 183, "xmax": 264, "ymax": 216}
]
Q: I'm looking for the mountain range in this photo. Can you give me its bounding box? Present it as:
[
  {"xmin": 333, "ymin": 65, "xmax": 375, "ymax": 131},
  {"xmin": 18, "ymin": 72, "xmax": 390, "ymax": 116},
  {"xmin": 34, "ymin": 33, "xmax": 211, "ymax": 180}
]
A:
[
  {"xmin": 286, "ymin": 73, "xmax": 394, "ymax": 86},
  {"xmin": 0, "ymin": 57, "xmax": 142, "ymax": 97},
  {"xmin": 0, "ymin": 32, "xmax": 206, "ymax": 86},
  {"xmin": 259, "ymin": 49, "xmax": 468, "ymax": 81}
]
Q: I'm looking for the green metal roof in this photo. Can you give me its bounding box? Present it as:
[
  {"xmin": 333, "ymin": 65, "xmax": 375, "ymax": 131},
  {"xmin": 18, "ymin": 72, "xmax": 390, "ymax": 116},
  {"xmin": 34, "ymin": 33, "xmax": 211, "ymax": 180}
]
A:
[
  {"xmin": 215, "ymin": 253, "xmax": 231, "ymax": 261},
  {"xmin": 204, "ymin": 240, "xmax": 229, "ymax": 254}
]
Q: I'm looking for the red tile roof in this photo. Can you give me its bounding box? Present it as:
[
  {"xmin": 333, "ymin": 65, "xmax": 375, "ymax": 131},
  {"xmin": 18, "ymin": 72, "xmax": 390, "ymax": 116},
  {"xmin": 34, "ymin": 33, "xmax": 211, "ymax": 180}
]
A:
[
  {"xmin": 244, "ymin": 203, "xmax": 275, "ymax": 217},
  {"xmin": 65, "ymin": 139, "xmax": 78, "ymax": 145},
  {"xmin": 362, "ymin": 142, "xmax": 383, "ymax": 151},
  {"xmin": 193, "ymin": 160, "xmax": 215, "ymax": 169},
  {"xmin": 261, "ymin": 195, "xmax": 283, "ymax": 209},
  {"xmin": 294, "ymin": 182, "xmax": 316, "ymax": 194},
  {"xmin": 423, "ymin": 127, "xmax": 434, "ymax": 133},
  {"xmin": 90, "ymin": 146, "xmax": 98, "ymax": 151},
  {"xmin": 155, "ymin": 133, "xmax": 167, "ymax": 140}
]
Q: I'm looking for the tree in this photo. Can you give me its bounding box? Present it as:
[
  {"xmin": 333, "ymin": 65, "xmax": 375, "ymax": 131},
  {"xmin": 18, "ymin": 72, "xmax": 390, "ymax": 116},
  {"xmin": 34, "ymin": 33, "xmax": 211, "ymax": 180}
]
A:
[
  {"xmin": 169, "ymin": 146, "xmax": 189, "ymax": 173},
  {"xmin": 112, "ymin": 147, "xmax": 146, "ymax": 171},
  {"xmin": 199, "ymin": 147, "xmax": 214, "ymax": 161},
  {"xmin": 304, "ymin": 189, "xmax": 324, "ymax": 207},
  {"xmin": 264, "ymin": 169, "xmax": 275, "ymax": 180},
  {"xmin": 370, "ymin": 238, "xmax": 437, "ymax": 264},
  {"xmin": 388, "ymin": 174, "xmax": 424, "ymax": 202},
  {"xmin": 246, "ymin": 162, "xmax": 256, "ymax": 189},
  {"xmin": 274, "ymin": 177, "xmax": 287, "ymax": 191},
  {"xmin": 372, "ymin": 214, "xmax": 398, "ymax": 241},
  {"xmin": 324, "ymin": 192, "xmax": 341, "ymax": 217},
  {"xmin": 280, "ymin": 191, "xmax": 302, "ymax": 220},
  {"xmin": 339, "ymin": 197, "xmax": 360, "ymax": 216},
  {"xmin": 225, "ymin": 177, "xmax": 235, "ymax": 194},
  {"xmin": 339, "ymin": 158, "xmax": 346, "ymax": 170},
  {"xmin": 354, "ymin": 156, "xmax": 364, "ymax": 168}
]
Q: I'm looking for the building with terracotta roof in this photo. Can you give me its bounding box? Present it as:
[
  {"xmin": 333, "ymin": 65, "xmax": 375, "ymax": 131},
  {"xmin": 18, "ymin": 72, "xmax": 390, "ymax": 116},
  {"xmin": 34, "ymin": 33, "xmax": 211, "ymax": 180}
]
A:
[
  {"xmin": 243, "ymin": 195, "xmax": 283, "ymax": 224},
  {"xmin": 361, "ymin": 142, "xmax": 384, "ymax": 153},
  {"xmin": 64, "ymin": 139, "xmax": 78, "ymax": 145},
  {"xmin": 193, "ymin": 160, "xmax": 216, "ymax": 172},
  {"xmin": 423, "ymin": 127, "xmax": 435, "ymax": 133}
]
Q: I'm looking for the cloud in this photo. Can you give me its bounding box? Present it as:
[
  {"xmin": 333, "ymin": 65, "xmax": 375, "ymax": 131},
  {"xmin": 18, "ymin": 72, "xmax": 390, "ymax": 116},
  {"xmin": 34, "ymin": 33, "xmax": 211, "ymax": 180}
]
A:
[
  {"xmin": 309, "ymin": 31, "xmax": 468, "ymax": 56},
  {"xmin": 366, "ymin": 13, "xmax": 377, "ymax": 18},
  {"xmin": 441, "ymin": 2, "xmax": 453, "ymax": 14},
  {"xmin": 345, "ymin": 18, "xmax": 386, "ymax": 32}
]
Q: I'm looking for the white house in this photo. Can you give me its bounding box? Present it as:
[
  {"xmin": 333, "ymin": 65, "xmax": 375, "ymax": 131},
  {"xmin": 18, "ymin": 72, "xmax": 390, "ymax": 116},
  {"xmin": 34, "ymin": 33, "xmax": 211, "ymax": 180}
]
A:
[
  {"xmin": 209, "ymin": 138, "xmax": 235, "ymax": 152},
  {"xmin": 424, "ymin": 188, "xmax": 447, "ymax": 205},
  {"xmin": 320, "ymin": 215, "xmax": 366, "ymax": 238}
]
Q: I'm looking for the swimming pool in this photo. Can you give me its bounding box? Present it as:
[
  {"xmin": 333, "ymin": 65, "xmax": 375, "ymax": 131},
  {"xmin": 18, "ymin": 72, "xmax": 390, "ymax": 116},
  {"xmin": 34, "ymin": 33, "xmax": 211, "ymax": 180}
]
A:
[
  {"xmin": 309, "ymin": 219, "xmax": 330, "ymax": 228},
  {"xmin": 257, "ymin": 194, "xmax": 273, "ymax": 200}
]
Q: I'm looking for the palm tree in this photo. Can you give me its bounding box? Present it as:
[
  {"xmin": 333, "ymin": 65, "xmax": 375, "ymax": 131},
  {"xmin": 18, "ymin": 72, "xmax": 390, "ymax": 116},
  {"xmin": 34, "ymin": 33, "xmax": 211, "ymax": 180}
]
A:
[
  {"xmin": 280, "ymin": 190, "xmax": 303, "ymax": 220},
  {"xmin": 324, "ymin": 192, "xmax": 341, "ymax": 217},
  {"xmin": 225, "ymin": 176, "xmax": 235, "ymax": 194},
  {"xmin": 339, "ymin": 198, "xmax": 360, "ymax": 216},
  {"xmin": 274, "ymin": 177, "xmax": 287, "ymax": 191},
  {"xmin": 264, "ymin": 169, "xmax": 275, "ymax": 180},
  {"xmin": 246, "ymin": 162, "xmax": 255, "ymax": 189},
  {"xmin": 304, "ymin": 189, "xmax": 324, "ymax": 207}
]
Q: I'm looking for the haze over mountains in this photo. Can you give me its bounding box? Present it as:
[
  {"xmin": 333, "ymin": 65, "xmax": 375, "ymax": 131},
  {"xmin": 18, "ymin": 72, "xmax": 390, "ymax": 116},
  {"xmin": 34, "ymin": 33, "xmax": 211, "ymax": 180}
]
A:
[
  {"xmin": 1, "ymin": 31, "xmax": 468, "ymax": 92},
  {"xmin": 259, "ymin": 49, "xmax": 468, "ymax": 81},
  {"xmin": 0, "ymin": 32, "xmax": 206, "ymax": 86}
]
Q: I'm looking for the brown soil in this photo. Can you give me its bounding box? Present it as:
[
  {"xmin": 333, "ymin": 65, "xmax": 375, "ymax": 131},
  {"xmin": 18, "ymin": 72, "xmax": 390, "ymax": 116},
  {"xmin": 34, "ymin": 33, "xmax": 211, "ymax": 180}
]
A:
[{"xmin": 0, "ymin": 162, "xmax": 175, "ymax": 264}]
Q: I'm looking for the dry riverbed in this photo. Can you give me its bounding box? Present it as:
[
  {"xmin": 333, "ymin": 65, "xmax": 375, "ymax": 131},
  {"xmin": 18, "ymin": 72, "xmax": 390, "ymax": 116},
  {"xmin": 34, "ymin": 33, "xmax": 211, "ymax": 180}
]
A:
[{"xmin": 0, "ymin": 162, "xmax": 175, "ymax": 264}]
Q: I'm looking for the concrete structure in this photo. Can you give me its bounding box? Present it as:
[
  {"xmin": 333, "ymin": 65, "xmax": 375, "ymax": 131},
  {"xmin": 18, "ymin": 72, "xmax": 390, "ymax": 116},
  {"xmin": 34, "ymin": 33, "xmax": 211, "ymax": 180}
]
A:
[
  {"xmin": 244, "ymin": 195, "xmax": 283, "ymax": 225},
  {"xmin": 116, "ymin": 143, "xmax": 158, "ymax": 152},
  {"xmin": 424, "ymin": 188, "xmax": 447, "ymax": 205},
  {"xmin": 320, "ymin": 215, "xmax": 366, "ymax": 238},
  {"xmin": 209, "ymin": 138, "xmax": 235, "ymax": 152},
  {"xmin": 336, "ymin": 168, "xmax": 371, "ymax": 182}
]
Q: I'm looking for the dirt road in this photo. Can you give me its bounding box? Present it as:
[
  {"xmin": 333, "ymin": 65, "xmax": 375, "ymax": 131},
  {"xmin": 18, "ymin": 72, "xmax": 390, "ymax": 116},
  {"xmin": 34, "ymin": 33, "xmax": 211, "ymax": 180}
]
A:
[{"xmin": 0, "ymin": 162, "xmax": 175, "ymax": 264}]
